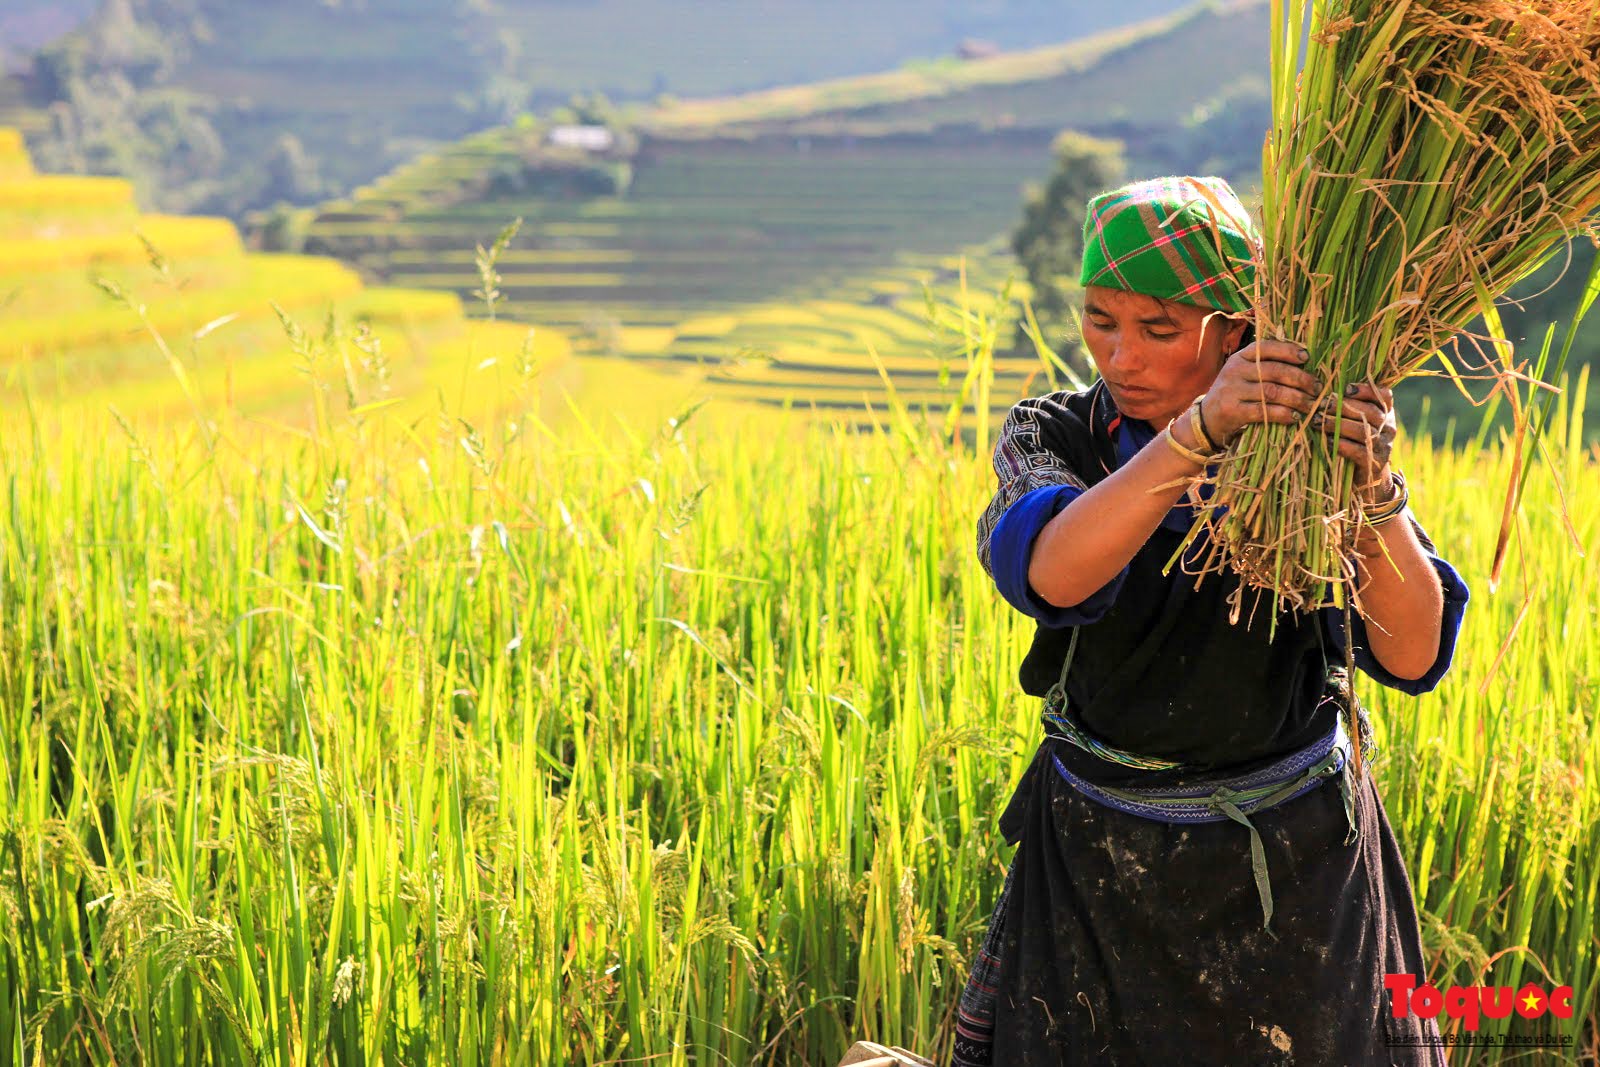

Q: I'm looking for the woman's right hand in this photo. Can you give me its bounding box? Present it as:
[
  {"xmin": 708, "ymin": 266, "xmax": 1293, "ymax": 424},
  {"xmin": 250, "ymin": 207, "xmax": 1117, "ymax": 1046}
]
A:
[{"xmin": 1198, "ymin": 340, "xmax": 1325, "ymax": 446}]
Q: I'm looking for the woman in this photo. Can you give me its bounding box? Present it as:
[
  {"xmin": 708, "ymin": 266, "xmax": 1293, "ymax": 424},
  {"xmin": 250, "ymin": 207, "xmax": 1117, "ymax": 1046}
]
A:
[{"xmin": 951, "ymin": 177, "xmax": 1469, "ymax": 1065}]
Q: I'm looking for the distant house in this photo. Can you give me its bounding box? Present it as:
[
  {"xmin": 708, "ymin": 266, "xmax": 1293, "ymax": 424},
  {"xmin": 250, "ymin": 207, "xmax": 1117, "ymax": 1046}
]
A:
[
  {"xmin": 956, "ymin": 38, "xmax": 1001, "ymax": 61},
  {"xmin": 546, "ymin": 125, "xmax": 616, "ymax": 153}
]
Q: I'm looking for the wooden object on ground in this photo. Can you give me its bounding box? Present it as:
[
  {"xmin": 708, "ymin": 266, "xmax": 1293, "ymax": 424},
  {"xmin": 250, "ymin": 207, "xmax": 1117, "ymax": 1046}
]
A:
[{"xmin": 836, "ymin": 1041, "xmax": 935, "ymax": 1066}]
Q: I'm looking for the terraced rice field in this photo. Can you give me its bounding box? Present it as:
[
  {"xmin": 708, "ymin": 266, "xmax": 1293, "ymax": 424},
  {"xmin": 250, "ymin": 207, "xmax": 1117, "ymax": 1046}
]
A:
[
  {"xmin": 642, "ymin": 247, "xmax": 1059, "ymax": 422},
  {"xmin": 297, "ymin": 4, "xmax": 1276, "ymax": 428},
  {"xmin": 0, "ymin": 129, "xmax": 588, "ymax": 425},
  {"xmin": 310, "ymin": 136, "xmax": 1055, "ymax": 316},
  {"xmin": 305, "ymin": 134, "xmax": 1071, "ymax": 423},
  {"xmin": 0, "ymin": 175, "xmax": 139, "ymax": 229}
]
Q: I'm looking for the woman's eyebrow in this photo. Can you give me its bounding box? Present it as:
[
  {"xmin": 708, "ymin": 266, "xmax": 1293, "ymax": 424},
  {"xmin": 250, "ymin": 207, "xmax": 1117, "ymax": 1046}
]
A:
[{"xmin": 1084, "ymin": 301, "xmax": 1178, "ymax": 327}]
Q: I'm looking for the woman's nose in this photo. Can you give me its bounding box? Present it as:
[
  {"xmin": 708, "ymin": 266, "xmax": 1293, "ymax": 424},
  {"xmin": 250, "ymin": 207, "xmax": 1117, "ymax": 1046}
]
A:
[{"xmin": 1107, "ymin": 342, "xmax": 1142, "ymax": 374}]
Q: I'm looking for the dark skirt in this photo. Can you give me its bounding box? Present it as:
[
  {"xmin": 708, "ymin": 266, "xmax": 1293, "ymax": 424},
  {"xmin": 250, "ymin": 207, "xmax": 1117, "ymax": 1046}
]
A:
[{"xmin": 949, "ymin": 738, "xmax": 1445, "ymax": 1066}]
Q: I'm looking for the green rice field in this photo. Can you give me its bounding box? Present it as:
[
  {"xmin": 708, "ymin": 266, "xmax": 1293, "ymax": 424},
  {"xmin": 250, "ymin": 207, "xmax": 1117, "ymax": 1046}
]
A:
[{"xmin": 0, "ymin": 341, "xmax": 1594, "ymax": 1063}]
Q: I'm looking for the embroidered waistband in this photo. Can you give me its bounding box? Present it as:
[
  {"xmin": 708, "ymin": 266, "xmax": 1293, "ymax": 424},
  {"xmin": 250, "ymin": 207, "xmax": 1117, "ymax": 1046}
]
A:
[{"xmin": 1048, "ymin": 716, "xmax": 1362, "ymax": 936}]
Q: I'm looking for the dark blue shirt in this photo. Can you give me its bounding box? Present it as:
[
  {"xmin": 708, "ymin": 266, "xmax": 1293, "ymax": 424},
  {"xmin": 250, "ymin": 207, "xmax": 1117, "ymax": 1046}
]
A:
[{"xmin": 986, "ymin": 414, "xmax": 1468, "ymax": 695}]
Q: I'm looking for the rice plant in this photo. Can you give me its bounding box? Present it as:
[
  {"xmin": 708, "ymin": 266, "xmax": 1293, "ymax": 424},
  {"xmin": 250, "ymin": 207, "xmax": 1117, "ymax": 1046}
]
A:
[
  {"xmin": 0, "ymin": 281, "xmax": 1594, "ymax": 1064},
  {"xmin": 1186, "ymin": 0, "xmax": 1600, "ymax": 617}
]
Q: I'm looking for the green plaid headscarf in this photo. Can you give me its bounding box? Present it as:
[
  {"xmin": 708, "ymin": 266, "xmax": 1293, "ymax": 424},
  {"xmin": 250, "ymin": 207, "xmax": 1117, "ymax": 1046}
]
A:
[{"xmin": 1079, "ymin": 176, "xmax": 1260, "ymax": 315}]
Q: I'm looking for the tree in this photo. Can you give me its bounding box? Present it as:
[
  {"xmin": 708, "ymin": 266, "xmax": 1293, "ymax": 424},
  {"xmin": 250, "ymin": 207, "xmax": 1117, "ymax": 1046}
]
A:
[
  {"xmin": 263, "ymin": 132, "xmax": 322, "ymax": 204},
  {"xmin": 251, "ymin": 202, "xmax": 313, "ymax": 254},
  {"xmin": 1010, "ymin": 131, "xmax": 1125, "ymax": 360}
]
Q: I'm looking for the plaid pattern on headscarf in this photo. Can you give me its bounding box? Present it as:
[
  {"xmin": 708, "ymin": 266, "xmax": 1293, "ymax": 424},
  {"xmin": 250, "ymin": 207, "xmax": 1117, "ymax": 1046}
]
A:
[{"xmin": 1078, "ymin": 176, "xmax": 1260, "ymax": 315}]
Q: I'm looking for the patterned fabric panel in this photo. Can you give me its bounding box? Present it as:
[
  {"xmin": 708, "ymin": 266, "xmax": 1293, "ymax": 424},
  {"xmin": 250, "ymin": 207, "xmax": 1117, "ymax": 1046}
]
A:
[
  {"xmin": 949, "ymin": 858, "xmax": 1016, "ymax": 1067},
  {"xmin": 976, "ymin": 397, "xmax": 1088, "ymax": 579}
]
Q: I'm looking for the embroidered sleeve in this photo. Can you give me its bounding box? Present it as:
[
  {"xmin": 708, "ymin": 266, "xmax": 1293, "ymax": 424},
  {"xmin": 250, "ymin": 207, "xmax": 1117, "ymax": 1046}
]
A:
[{"xmin": 975, "ymin": 395, "xmax": 1089, "ymax": 580}]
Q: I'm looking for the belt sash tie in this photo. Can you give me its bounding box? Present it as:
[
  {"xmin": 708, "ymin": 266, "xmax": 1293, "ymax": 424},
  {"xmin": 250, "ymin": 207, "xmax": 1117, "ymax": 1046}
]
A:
[{"xmin": 1040, "ymin": 627, "xmax": 1367, "ymax": 936}]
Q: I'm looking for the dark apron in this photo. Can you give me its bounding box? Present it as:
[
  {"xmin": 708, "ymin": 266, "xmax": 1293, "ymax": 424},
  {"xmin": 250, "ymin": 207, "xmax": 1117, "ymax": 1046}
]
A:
[{"xmin": 947, "ymin": 729, "xmax": 1446, "ymax": 1066}]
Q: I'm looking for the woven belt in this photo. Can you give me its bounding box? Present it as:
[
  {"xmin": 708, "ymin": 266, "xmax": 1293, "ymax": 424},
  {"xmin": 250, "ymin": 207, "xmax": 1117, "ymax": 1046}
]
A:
[
  {"xmin": 1039, "ymin": 627, "xmax": 1366, "ymax": 935},
  {"xmin": 1049, "ymin": 719, "xmax": 1359, "ymax": 935}
]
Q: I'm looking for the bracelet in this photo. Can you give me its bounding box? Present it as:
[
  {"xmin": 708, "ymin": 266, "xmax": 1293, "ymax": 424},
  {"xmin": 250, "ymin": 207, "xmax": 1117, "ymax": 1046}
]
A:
[
  {"xmin": 1367, "ymin": 507, "xmax": 1408, "ymax": 529},
  {"xmin": 1165, "ymin": 397, "xmax": 1222, "ymax": 466},
  {"xmin": 1360, "ymin": 471, "xmax": 1409, "ymax": 527},
  {"xmin": 1162, "ymin": 425, "xmax": 1216, "ymax": 467},
  {"xmin": 1366, "ymin": 500, "xmax": 1408, "ymax": 527},
  {"xmin": 1190, "ymin": 395, "xmax": 1220, "ymax": 452},
  {"xmin": 1360, "ymin": 469, "xmax": 1406, "ymax": 511}
]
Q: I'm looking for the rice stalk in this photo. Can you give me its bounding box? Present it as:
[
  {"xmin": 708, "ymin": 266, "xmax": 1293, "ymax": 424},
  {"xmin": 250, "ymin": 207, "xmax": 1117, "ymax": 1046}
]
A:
[{"xmin": 1179, "ymin": 0, "xmax": 1600, "ymax": 618}]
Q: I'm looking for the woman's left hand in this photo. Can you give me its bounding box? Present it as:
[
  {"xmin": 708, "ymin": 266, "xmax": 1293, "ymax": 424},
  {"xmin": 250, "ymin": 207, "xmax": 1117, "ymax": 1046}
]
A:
[{"xmin": 1316, "ymin": 381, "xmax": 1397, "ymax": 503}]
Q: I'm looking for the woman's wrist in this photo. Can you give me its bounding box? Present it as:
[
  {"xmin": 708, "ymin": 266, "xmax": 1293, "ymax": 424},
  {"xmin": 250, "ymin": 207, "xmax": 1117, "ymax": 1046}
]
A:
[
  {"xmin": 1355, "ymin": 469, "xmax": 1399, "ymax": 508},
  {"xmin": 1164, "ymin": 409, "xmax": 1218, "ymax": 465},
  {"xmin": 1195, "ymin": 393, "xmax": 1228, "ymax": 447},
  {"xmin": 1167, "ymin": 397, "xmax": 1222, "ymax": 457}
]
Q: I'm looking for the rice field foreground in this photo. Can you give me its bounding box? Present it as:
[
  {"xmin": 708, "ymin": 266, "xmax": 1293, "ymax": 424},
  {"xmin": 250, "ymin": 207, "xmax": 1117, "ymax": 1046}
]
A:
[{"xmin": 0, "ymin": 367, "xmax": 1596, "ymax": 1065}]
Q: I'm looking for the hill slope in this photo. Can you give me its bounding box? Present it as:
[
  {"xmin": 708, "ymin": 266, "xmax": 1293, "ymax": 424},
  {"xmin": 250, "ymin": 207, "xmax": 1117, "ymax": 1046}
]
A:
[
  {"xmin": 299, "ymin": 0, "xmax": 1600, "ymax": 434},
  {"xmin": 0, "ymin": 124, "xmax": 577, "ymax": 427},
  {"xmin": 305, "ymin": 2, "xmax": 1271, "ymax": 336},
  {"xmin": 5, "ymin": 0, "xmax": 1200, "ymax": 218}
]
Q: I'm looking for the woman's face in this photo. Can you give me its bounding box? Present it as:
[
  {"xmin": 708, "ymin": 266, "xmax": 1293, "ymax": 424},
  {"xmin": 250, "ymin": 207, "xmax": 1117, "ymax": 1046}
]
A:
[{"xmin": 1080, "ymin": 285, "xmax": 1248, "ymax": 427}]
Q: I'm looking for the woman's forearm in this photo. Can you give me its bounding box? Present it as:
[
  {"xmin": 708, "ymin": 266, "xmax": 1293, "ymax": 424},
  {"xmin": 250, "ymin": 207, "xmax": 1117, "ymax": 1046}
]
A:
[
  {"xmin": 1349, "ymin": 516, "xmax": 1444, "ymax": 680},
  {"xmin": 1028, "ymin": 426, "xmax": 1204, "ymax": 609}
]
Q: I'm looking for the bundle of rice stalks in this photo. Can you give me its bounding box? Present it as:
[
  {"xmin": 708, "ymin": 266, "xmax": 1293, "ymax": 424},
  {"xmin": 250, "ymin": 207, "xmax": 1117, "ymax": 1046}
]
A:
[{"xmin": 1180, "ymin": 0, "xmax": 1600, "ymax": 616}]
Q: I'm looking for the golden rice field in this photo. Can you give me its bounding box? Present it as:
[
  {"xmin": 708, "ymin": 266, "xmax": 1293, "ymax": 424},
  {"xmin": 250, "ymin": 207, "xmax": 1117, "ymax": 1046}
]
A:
[
  {"xmin": 3, "ymin": 124, "xmax": 1597, "ymax": 1066},
  {"xmin": 0, "ymin": 127, "xmax": 31, "ymax": 178},
  {"xmin": 0, "ymin": 332, "xmax": 1595, "ymax": 1063},
  {"xmin": 0, "ymin": 129, "xmax": 618, "ymax": 430}
]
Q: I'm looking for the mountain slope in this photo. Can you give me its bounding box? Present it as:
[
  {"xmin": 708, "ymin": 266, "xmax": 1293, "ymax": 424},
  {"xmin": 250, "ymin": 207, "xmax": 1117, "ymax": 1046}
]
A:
[
  {"xmin": 302, "ymin": 1, "xmax": 1271, "ymax": 376},
  {"xmin": 5, "ymin": 0, "xmax": 1202, "ymax": 218},
  {"xmin": 645, "ymin": 0, "xmax": 1265, "ymax": 137}
]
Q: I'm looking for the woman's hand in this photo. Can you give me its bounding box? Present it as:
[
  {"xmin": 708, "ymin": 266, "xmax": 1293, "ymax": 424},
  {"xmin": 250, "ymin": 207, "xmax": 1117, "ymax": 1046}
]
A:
[
  {"xmin": 1195, "ymin": 344, "xmax": 1397, "ymax": 501},
  {"xmin": 1196, "ymin": 340, "xmax": 1323, "ymax": 445},
  {"xmin": 1317, "ymin": 381, "xmax": 1397, "ymax": 503}
]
